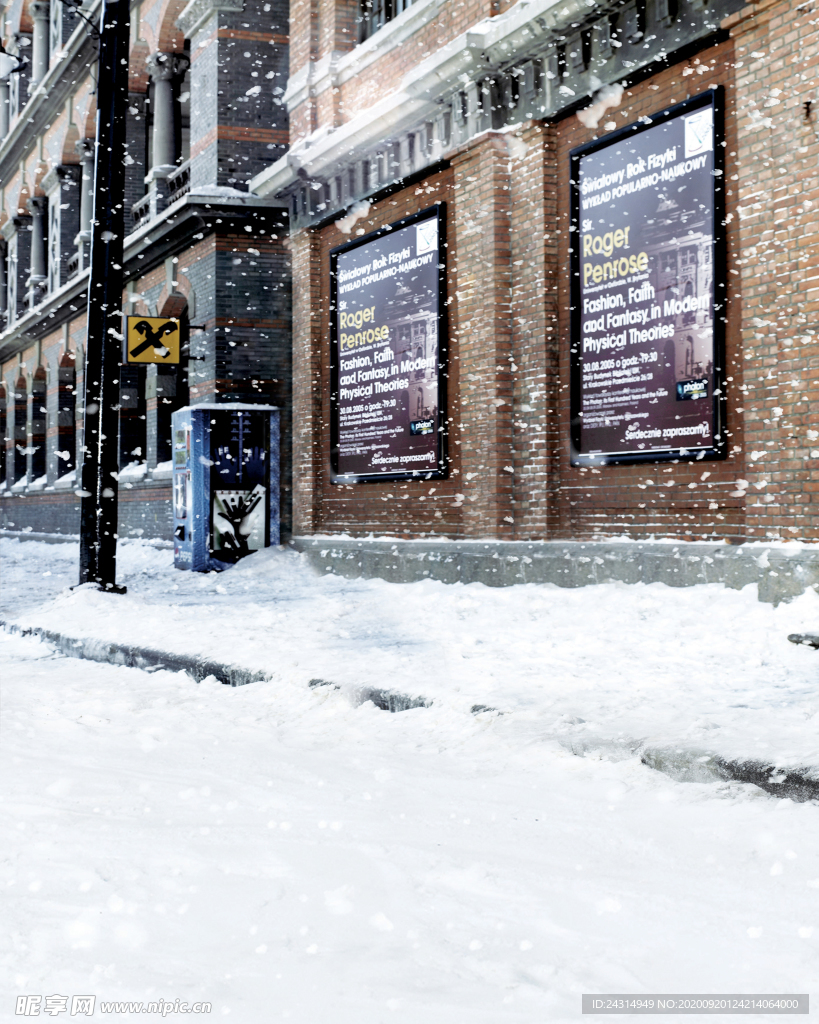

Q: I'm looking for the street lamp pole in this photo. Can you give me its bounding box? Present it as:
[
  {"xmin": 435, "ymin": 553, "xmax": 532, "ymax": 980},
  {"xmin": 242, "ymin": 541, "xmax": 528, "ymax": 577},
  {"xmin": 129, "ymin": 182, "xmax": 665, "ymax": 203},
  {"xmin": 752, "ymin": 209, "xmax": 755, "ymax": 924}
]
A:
[{"xmin": 77, "ymin": 0, "xmax": 130, "ymax": 590}]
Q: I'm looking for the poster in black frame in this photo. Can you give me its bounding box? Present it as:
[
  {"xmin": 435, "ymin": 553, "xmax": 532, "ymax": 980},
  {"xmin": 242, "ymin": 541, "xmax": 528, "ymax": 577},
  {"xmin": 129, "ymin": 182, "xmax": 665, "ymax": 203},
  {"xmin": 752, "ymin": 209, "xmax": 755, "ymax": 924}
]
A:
[
  {"xmin": 329, "ymin": 204, "xmax": 448, "ymax": 483},
  {"xmin": 569, "ymin": 88, "xmax": 727, "ymax": 466}
]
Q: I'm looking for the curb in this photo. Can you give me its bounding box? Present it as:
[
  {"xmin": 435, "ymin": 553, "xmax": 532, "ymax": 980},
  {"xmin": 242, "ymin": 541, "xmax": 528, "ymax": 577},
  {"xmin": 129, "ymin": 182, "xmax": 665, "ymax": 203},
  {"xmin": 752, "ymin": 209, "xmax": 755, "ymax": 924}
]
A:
[
  {"xmin": 4, "ymin": 619, "xmax": 817, "ymax": 801},
  {"xmin": 0, "ymin": 621, "xmax": 430, "ymax": 707},
  {"xmin": 638, "ymin": 746, "xmax": 819, "ymax": 803},
  {"xmin": 0, "ymin": 620, "xmax": 268, "ymax": 687}
]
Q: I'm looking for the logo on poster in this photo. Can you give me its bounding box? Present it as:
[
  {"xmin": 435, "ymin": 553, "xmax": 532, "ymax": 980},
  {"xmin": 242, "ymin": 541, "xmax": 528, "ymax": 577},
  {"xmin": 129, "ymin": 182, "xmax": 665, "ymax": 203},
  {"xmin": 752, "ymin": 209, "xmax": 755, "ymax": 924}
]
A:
[
  {"xmin": 416, "ymin": 219, "xmax": 438, "ymax": 256},
  {"xmin": 684, "ymin": 108, "xmax": 713, "ymax": 157}
]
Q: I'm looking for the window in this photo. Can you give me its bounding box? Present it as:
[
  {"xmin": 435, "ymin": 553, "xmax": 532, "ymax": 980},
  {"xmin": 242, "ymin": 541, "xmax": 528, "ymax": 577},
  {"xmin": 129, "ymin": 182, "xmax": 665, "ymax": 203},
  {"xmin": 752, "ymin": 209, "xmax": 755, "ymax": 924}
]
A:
[
  {"xmin": 48, "ymin": 196, "xmax": 60, "ymax": 295},
  {"xmin": 358, "ymin": 0, "xmax": 414, "ymax": 42},
  {"xmin": 176, "ymin": 59, "xmax": 191, "ymax": 166},
  {"xmin": 6, "ymin": 232, "xmax": 17, "ymax": 325},
  {"xmin": 660, "ymin": 251, "xmax": 676, "ymax": 274},
  {"xmin": 30, "ymin": 368, "xmax": 46, "ymax": 483},
  {"xmin": 119, "ymin": 365, "xmax": 147, "ymax": 471},
  {"xmin": 57, "ymin": 352, "xmax": 76, "ymax": 475},
  {"xmin": 13, "ymin": 376, "xmax": 26, "ymax": 483},
  {"xmin": 0, "ymin": 383, "xmax": 6, "ymax": 487},
  {"xmin": 49, "ymin": 0, "xmax": 61, "ymax": 57}
]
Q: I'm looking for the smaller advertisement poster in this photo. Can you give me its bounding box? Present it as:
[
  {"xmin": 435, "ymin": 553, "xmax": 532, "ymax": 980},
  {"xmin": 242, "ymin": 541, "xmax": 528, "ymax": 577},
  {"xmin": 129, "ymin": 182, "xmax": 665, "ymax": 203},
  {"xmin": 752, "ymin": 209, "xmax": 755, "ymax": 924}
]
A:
[
  {"xmin": 330, "ymin": 206, "xmax": 447, "ymax": 481},
  {"xmin": 208, "ymin": 411, "xmax": 269, "ymax": 562},
  {"xmin": 212, "ymin": 486, "xmax": 266, "ymax": 555}
]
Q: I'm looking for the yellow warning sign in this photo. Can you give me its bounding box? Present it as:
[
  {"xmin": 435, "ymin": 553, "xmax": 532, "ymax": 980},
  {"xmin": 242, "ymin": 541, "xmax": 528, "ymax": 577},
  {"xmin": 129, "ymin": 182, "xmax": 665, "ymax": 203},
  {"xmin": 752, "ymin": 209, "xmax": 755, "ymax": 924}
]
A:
[{"xmin": 125, "ymin": 316, "xmax": 181, "ymax": 364}]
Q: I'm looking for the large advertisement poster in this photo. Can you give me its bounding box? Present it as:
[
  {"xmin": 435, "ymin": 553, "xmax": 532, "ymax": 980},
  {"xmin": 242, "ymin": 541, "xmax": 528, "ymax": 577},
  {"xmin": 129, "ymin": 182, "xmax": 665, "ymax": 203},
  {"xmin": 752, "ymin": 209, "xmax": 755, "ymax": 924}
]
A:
[
  {"xmin": 570, "ymin": 90, "xmax": 725, "ymax": 465},
  {"xmin": 330, "ymin": 206, "xmax": 447, "ymax": 481}
]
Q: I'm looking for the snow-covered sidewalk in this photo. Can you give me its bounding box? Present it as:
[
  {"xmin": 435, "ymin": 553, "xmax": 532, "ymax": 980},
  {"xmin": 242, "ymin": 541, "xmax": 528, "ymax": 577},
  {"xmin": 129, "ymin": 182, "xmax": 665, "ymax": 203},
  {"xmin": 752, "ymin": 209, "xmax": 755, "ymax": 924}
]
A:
[
  {"xmin": 4, "ymin": 537, "xmax": 819, "ymax": 1020},
  {"xmin": 3, "ymin": 627, "xmax": 819, "ymax": 1022},
  {"xmin": 3, "ymin": 536, "xmax": 819, "ymax": 772}
]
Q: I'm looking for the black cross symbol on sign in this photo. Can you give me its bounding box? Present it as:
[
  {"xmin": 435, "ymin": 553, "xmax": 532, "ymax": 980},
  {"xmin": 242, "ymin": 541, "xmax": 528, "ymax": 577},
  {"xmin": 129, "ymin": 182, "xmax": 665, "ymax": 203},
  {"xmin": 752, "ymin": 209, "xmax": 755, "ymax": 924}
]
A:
[{"xmin": 129, "ymin": 319, "xmax": 178, "ymax": 359}]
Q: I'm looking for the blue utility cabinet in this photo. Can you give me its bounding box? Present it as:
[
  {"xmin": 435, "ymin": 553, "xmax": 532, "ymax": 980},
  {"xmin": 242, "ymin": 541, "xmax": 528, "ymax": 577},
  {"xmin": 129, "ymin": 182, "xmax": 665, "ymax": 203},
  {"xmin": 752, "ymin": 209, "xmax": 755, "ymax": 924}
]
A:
[{"xmin": 171, "ymin": 403, "xmax": 280, "ymax": 572}]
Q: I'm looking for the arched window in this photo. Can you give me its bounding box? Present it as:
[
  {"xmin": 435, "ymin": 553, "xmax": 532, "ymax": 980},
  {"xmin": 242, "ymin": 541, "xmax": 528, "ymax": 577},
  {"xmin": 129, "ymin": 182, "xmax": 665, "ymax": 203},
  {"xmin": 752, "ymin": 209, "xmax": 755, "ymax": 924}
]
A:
[
  {"xmin": 30, "ymin": 367, "xmax": 46, "ymax": 483},
  {"xmin": 0, "ymin": 383, "xmax": 6, "ymax": 487},
  {"xmin": 119, "ymin": 364, "xmax": 147, "ymax": 471},
  {"xmin": 13, "ymin": 375, "xmax": 26, "ymax": 483},
  {"xmin": 57, "ymin": 351, "xmax": 76, "ymax": 475},
  {"xmin": 155, "ymin": 300, "xmax": 190, "ymax": 465}
]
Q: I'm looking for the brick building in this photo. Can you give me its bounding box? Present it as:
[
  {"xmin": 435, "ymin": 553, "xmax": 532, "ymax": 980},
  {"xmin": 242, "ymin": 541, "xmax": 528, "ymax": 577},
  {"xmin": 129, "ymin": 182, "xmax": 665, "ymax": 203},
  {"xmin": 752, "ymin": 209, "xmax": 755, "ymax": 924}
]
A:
[
  {"xmin": 244, "ymin": 0, "xmax": 819, "ymax": 585},
  {"xmin": 0, "ymin": 0, "xmax": 292, "ymax": 539},
  {"xmin": 6, "ymin": 0, "xmax": 819, "ymax": 592}
]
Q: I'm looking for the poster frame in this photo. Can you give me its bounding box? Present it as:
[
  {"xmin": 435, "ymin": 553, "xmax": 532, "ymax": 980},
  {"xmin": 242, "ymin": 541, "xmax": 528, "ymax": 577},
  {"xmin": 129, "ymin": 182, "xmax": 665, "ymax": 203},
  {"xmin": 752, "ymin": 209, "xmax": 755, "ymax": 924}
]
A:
[
  {"xmin": 328, "ymin": 203, "xmax": 449, "ymax": 484},
  {"xmin": 569, "ymin": 87, "xmax": 727, "ymax": 467}
]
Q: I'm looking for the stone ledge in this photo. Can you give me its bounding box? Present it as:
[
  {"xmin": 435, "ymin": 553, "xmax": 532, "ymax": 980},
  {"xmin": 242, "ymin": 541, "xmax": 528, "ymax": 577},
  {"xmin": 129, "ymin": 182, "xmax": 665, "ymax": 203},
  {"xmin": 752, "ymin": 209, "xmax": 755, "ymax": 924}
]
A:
[{"xmin": 290, "ymin": 535, "xmax": 819, "ymax": 605}]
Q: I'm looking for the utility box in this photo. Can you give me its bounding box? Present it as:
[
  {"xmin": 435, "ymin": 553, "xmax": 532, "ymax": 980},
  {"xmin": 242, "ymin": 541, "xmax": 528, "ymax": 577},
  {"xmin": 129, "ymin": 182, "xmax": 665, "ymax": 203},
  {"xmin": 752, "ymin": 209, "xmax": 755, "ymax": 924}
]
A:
[{"xmin": 171, "ymin": 403, "xmax": 280, "ymax": 572}]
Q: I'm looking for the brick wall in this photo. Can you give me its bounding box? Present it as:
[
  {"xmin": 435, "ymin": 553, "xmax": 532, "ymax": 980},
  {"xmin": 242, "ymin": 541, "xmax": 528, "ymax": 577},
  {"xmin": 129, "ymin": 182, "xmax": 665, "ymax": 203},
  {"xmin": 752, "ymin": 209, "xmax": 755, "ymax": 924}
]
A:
[
  {"xmin": 725, "ymin": 0, "xmax": 819, "ymax": 541},
  {"xmin": 294, "ymin": 166, "xmax": 472, "ymax": 536},
  {"xmin": 291, "ymin": 37, "xmax": 781, "ymax": 544},
  {"xmin": 188, "ymin": 0, "xmax": 290, "ymax": 191},
  {"xmin": 451, "ymin": 135, "xmax": 515, "ymax": 539},
  {"xmin": 0, "ymin": 481, "xmax": 173, "ymax": 539},
  {"xmin": 551, "ymin": 41, "xmax": 747, "ymax": 542}
]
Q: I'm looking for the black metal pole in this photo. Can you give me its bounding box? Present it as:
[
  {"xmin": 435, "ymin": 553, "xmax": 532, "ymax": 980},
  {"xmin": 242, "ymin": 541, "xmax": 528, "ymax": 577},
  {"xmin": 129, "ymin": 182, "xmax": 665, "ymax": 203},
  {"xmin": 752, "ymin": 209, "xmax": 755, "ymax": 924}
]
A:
[{"xmin": 77, "ymin": 0, "xmax": 129, "ymax": 590}]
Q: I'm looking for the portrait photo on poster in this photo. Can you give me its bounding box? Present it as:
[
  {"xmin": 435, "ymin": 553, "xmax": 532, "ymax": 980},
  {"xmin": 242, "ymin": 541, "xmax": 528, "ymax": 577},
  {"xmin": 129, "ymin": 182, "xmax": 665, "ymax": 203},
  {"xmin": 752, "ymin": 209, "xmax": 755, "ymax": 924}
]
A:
[
  {"xmin": 329, "ymin": 205, "xmax": 448, "ymax": 483},
  {"xmin": 569, "ymin": 88, "xmax": 727, "ymax": 466}
]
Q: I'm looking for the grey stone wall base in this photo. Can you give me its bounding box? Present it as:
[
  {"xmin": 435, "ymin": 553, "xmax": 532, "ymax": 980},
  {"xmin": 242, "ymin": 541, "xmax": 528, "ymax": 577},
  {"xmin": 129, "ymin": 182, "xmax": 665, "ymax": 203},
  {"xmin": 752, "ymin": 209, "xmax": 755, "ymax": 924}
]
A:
[
  {"xmin": 0, "ymin": 529, "xmax": 79, "ymax": 544},
  {"xmin": 290, "ymin": 536, "xmax": 819, "ymax": 605}
]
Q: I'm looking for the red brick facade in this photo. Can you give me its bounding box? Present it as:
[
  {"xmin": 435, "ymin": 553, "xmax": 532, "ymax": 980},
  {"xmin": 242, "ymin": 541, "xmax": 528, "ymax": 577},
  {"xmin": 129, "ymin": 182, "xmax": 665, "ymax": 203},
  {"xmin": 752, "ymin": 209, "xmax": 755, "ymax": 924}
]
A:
[
  {"xmin": 293, "ymin": 41, "xmax": 740, "ymax": 541},
  {"xmin": 287, "ymin": 0, "xmax": 819, "ymax": 546}
]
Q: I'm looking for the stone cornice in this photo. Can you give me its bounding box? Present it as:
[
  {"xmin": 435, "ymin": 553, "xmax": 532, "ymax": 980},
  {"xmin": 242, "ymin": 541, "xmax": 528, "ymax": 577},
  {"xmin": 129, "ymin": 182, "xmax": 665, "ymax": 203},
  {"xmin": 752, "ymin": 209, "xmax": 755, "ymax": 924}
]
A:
[
  {"xmin": 1, "ymin": 216, "xmax": 29, "ymax": 242},
  {"xmin": 41, "ymin": 164, "xmax": 80, "ymax": 195},
  {"xmin": 254, "ymin": 0, "xmax": 590, "ymax": 198},
  {"xmin": 251, "ymin": 0, "xmax": 744, "ymax": 228}
]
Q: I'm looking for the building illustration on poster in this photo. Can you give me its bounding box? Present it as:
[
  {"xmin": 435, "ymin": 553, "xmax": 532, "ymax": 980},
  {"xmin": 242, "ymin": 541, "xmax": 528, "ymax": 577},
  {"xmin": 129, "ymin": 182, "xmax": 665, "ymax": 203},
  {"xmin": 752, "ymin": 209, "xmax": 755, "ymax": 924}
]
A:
[
  {"xmin": 330, "ymin": 207, "xmax": 447, "ymax": 481},
  {"xmin": 570, "ymin": 91, "xmax": 725, "ymax": 465}
]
